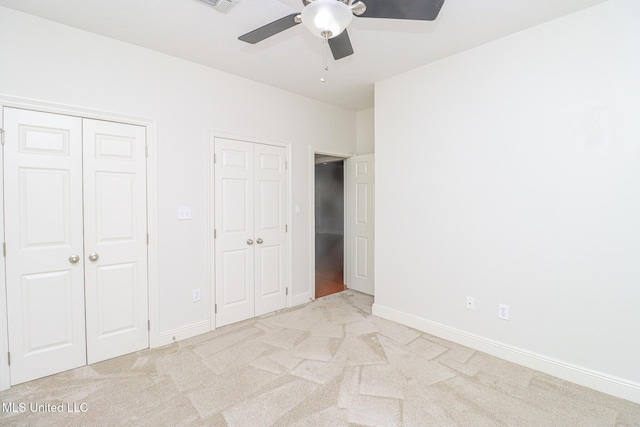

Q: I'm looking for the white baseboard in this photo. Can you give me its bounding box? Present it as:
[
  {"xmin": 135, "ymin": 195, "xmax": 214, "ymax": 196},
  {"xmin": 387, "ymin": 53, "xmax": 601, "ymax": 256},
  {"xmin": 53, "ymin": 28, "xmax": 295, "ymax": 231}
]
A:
[
  {"xmin": 292, "ymin": 292, "xmax": 314, "ymax": 307},
  {"xmin": 158, "ymin": 296, "xmax": 313, "ymax": 348},
  {"xmin": 157, "ymin": 320, "xmax": 210, "ymax": 347},
  {"xmin": 372, "ymin": 303, "xmax": 640, "ymax": 404}
]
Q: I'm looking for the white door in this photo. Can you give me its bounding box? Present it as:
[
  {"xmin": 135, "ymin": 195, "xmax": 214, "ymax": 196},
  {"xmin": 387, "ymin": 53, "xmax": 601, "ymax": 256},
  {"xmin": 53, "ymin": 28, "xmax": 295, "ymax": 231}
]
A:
[
  {"xmin": 253, "ymin": 143, "xmax": 287, "ymax": 316},
  {"xmin": 83, "ymin": 119, "xmax": 149, "ymax": 364},
  {"xmin": 348, "ymin": 154, "xmax": 375, "ymax": 295},
  {"xmin": 214, "ymin": 138, "xmax": 287, "ymax": 327},
  {"xmin": 4, "ymin": 108, "xmax": 87, "ymax": 384},
  {"xmin": 3, "ymin": 108, "xmax": 149, "ymax": 384},
  {"xmin": 214, "ymin": 139, "xmax": 255, "ymax": 327}
]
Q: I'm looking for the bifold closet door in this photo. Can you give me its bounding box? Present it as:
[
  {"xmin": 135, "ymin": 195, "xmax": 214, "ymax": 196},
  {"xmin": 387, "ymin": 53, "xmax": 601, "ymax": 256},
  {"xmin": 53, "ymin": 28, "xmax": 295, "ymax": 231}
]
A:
[
  {"xmin": 83, "ymin": 119, "xmax": 149, "ymax": 364},
  {"xmin": 214, "ymin": 138, "xmax": 287, "ymax": 327},
  {"xmin": 3, "ymin": 108, "xmax": 149, "ymax": 384},
  {"xmin": 4, "ymin": 108, "xmax": 87, "ymax": 384}
]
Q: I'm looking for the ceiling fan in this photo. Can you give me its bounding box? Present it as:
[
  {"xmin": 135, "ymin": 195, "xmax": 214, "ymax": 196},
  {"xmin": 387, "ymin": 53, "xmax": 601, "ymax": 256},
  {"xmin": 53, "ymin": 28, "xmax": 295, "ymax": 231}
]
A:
[{"xmin": 238, "ymin": 0, "xmax": 445, "ymax": 60}]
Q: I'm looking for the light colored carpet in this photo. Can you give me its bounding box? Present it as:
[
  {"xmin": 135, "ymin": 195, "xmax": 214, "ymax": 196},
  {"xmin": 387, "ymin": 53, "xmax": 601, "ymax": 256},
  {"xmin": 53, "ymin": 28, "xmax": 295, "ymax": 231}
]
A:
[{"xmin": 1, "ymin": 290, "xmax": 639, "ymax": 426}]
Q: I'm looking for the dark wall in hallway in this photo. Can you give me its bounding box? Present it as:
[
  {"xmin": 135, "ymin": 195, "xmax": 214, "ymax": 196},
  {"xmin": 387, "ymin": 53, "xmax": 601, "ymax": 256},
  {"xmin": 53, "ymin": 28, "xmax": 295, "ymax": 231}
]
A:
[{"xmin": 315, "ymin": 161, "xmax": 344, "ymax": 235}]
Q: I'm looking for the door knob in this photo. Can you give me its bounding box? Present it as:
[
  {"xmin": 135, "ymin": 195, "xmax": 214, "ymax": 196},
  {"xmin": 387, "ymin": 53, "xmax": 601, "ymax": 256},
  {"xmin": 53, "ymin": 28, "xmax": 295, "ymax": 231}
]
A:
[
  {"xmin": 256, "ymin": 238, "xmax": 263, "ymax": 244},
  {"xmin": 69, "ymin": 254, "xmax": 80, "ymax": 264},
  {"xmin": 246, "ymin": 239, "xmax": 254, "ymax": 245},
  {"xmin": 88, "ymin": 253, "xmax": 100, "ymax": 262}
]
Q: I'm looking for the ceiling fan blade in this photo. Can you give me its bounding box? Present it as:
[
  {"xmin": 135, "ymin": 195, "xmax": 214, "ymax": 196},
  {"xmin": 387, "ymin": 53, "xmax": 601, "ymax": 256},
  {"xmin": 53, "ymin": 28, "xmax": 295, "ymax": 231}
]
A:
[
  {"xmin": 328, "ymin": 30, "xmax": 354, "ymax": 60},
  {"xmin": 238, "ymin": 13, "xmax": 300, "ymax": 44},
  {"xmin": 359, "ymin": 0, "xmax": 445, "ymax": 21}
]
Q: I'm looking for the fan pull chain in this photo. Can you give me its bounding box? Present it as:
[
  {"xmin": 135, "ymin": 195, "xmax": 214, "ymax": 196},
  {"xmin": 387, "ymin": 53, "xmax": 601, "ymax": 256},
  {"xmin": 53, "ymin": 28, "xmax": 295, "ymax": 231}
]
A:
[{"xmin": 321, "ymin": 32, "xmax": 329, "ymax": 83}]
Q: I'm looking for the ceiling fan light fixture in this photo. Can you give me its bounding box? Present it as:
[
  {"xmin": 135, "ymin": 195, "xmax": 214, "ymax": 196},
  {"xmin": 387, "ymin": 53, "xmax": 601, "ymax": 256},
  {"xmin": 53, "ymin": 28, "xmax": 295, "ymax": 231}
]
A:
[{"xmin": 301, "ymin": 0, "xmax": 353, "ymax": 39}]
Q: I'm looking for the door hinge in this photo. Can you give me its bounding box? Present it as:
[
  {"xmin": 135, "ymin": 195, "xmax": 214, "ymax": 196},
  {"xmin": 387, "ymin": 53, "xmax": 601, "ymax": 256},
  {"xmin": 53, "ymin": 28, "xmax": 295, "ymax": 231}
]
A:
[
  {"xmin": 286, "ymin": 287, "xmax": 288, "ymax": 296},
  {"xmin": 285, "ymin": 224, "xmax": 288, "ymax": 233},
  {"xmin": 213, "ymin": 153, "xmax": 217, "ymax": 164},
  {"xmin": 148, "ymin": 320, "xmax": 150, "ymax": 331},
  {"xmin": 147, "ymin": 233, "xmax": 149, "ymax": 245},
  {"xmin": 2, "ymin": 242, "xmax": 6, "ymax": 257},
  {"xmin": 214, "ymin": 304, "xmax": 217, "ymax": 314},
  {"xmin": 214, "ymin": 229, "xmax": 217, "ymax": 239},
  {"xmin": 145, "ymin": 145, "xmax": 148, "ymax": 158},
  {"xmin": 7, "ymin": 352, "xmax": 10, "ymax": 366},
  {"xmin": 0, "ymin": 129, "xmax": 5, "ymax": 145},
  {"xmin": 285, "ymin": 161, "xmax": 288, "ymax": 170}
]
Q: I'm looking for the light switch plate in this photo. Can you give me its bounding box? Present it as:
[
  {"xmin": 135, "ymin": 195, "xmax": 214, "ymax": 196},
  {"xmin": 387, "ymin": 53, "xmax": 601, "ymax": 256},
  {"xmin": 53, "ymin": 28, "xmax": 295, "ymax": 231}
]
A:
[
  {"xmin": 295, "ymin": 204, "xmax": 301, "ymax": 214},
  {"xmin": 178, "ymin": 206, "xmax": 191, "ymax": 220}
]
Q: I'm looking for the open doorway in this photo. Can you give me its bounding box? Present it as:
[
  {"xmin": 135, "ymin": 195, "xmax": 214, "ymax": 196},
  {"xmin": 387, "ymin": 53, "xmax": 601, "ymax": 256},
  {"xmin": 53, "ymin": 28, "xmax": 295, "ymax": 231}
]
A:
[{"xmin": 314, "ymin": 155, "xmax": 346, "ymax": 298}]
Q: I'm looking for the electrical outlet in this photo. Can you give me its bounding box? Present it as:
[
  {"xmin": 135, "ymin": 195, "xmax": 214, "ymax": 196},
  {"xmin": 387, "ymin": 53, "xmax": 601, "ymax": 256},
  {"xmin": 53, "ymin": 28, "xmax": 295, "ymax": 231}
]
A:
[
  {"xmin": 466, "ymin": 296, "xmax": 475, "ymax": 310},
  {"xmin": 498, "ymin": 304, "xmax": 509, "ymax": 320},
  {"xmin": 192, "ymin": 288, "xmax": 201, "ymax": 302}
]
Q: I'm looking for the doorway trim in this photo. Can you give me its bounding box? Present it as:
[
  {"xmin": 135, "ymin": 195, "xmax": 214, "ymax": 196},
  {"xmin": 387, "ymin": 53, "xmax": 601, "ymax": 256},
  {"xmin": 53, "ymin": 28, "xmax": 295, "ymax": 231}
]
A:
[
  {"xmin": 208, "ymin": 130, "xmax": 292, "ymax": 331},
  {"xmin": 308, "ymin": 147, "xmax": 353, "ymax": 300},
  {"xmin": 0, "ymin": 94, "xmax": 159, "ymax": 391}
]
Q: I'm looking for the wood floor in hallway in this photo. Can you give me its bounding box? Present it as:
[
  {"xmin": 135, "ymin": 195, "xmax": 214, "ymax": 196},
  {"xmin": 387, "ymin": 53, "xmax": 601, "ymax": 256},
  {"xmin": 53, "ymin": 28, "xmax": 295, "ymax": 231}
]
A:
[{"xmin": 315, "ymin": 233, "xmax": 345, "ymax": 298}]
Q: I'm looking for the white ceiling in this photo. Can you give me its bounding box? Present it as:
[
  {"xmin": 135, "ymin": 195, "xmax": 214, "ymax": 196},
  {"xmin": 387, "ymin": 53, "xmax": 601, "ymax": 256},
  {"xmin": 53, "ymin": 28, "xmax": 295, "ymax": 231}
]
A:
[{"xmin": 0, "ymin": 0, "xmax": 607, "ymax": 111}]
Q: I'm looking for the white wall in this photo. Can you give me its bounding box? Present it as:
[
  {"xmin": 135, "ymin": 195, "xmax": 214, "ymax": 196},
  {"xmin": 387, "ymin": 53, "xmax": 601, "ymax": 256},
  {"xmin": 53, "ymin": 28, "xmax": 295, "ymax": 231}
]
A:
[
  {"xmin": 374, "ymin": 0, "xmax": 640, "ymax": 403},
  {"xmin": 356, "ymin": 108, "xmax": 375, "ymax": 155},
  {"xmin": 0, "ymin": 7, "xmax": 355, "ymax": 341}
]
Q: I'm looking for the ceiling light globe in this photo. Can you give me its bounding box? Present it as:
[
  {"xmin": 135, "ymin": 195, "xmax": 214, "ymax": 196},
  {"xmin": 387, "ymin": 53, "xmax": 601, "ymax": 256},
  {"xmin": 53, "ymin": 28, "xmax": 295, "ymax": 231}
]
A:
[{"xmin": 301, "ymin": 0, "xmax": 353, "ymax": 39}]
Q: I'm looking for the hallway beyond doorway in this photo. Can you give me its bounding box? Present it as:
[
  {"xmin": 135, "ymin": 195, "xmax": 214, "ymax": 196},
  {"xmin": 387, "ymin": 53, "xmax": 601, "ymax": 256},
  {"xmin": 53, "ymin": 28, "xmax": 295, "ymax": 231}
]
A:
[
  {"xmin": 315, "ymin": 233, "xmax": 346, "ymax": 298},
  {"xmin": 314, "ymin": 157, "xmax": 346, "ymax": 299}
]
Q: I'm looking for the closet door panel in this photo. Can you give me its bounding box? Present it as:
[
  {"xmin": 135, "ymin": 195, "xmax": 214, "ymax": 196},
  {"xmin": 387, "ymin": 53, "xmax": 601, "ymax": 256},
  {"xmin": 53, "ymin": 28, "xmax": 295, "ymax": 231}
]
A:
[
  {"xmin": 253, "ymin": 144, "xmax": 287, "ymax": 317},
  {"xmin": 83, "ymin": 119, "xmax": 149, "ymax": 364},
  {"xmin": 3, "ymin": 108, "xmax": 86, "ymax": 385},
  {"xmin": 214, "ymin": 138, "xmax": 255, "ymax": 327}
]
